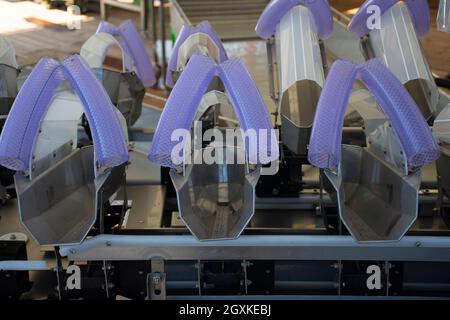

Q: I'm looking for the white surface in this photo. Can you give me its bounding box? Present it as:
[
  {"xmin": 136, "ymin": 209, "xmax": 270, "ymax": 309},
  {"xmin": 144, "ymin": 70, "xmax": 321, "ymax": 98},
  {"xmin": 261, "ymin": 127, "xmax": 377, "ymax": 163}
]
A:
[
  {"xmin": 31, "ymin": 90, "xmax": 84, "ymax": 174},
  {"xmin": 275, "ymin": 5, "xmax": 325, "ymax": 94},
  {"xmin": 80, "ymin": 32, "xmax": 128, "ymax": 72},
  {"xmin": 369, "ymin": 2, "xmax": 439, "ymax": 113}
]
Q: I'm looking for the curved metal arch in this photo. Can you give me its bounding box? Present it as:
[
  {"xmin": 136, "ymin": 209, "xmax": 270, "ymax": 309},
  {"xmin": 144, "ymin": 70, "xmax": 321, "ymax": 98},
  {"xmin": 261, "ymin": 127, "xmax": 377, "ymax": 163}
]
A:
[{"xmin": 166, "ymin": 20, "xmax": 228, "ymax": 87}]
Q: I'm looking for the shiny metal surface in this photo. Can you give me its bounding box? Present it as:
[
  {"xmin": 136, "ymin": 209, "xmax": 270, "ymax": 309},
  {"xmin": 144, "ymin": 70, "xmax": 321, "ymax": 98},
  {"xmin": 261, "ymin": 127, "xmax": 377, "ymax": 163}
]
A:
[
  {"xmin": 171, "ymin": 145, "xmax": 260, "ymax": 241},
  {"xmin": 120, "ymin": 185, "xmax": 166, "ymax": 229},
  {"xmin": 15, "ymin": 146, "xmax": 125, "ymax": 246},
  {"xmin": 60, "ymin": 234, "xmax": 450, "ymax": 262},
  {"xmin": 324, "ymin": 145, "xmax": 421, "ymax": 243}
]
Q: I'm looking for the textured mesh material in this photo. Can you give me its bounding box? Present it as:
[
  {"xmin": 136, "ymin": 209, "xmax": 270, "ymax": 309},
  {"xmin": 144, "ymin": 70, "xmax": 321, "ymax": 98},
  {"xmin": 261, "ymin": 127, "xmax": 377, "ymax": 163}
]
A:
[
  {"xmin": 348, "ymin": 0, "xmax": 430, "ymax": 37},
  {"xmin": 255, "ymin": 0, "xmax": 333, "ymax": 40},
  {"xmin": 358, "ymin": 59, "xmax": 439, "ymax": 168},
  {"xmin": 149, "ymin": 54, "xmax": 216, "ymax": 167},
  {"xmin": 219, "ymin": 59, "xmax": 279, "ymax": 164},
  {"xmin": 0, "ymin": 55, "xmax": 129, "ymax": 171},
  {"xmin": 96, "ymin": 20, "xmax": 117, "ymax": 34},
  {"xmin": 0, "ymin": 57, "xmax": 63, "ymax": 171},
  {"xmin": 308, "ymin": 60, "xmax": 358, "ymax": 169},
  {"xmin": 308, "ymin": 58, "xmax": 439, "ymax": 169},
  {"xmin": 166, "ymin": 21, "xmax": 228, "ymax": 88},
  {"xmin": 118, "ymin": 20, "xmax": 156, "ymax": 87},
  {"xmin": 97, "ymin": 20, "xmax": 156, "ymax": 87},
  {"xmin": 149, "ymin": 54, "xmax": 278, "ymax": 168},
  {"xmin": 62, "ymin": 55, "xmax": 129, "ymax": 168}
]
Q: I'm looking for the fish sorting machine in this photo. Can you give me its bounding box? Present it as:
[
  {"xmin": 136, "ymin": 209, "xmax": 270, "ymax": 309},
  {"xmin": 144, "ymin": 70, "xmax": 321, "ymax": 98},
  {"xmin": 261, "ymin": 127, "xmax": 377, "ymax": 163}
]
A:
[{"xmin": 0, "ymin": 0, "xmax": 450, "ymax": 300}]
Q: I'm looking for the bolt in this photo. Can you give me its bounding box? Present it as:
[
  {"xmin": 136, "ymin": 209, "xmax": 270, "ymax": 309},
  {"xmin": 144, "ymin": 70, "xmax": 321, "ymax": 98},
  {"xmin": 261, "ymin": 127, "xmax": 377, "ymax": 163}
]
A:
[{"xmin": 152, "ymin": 273, "xmax": 161, "ymax": 285}]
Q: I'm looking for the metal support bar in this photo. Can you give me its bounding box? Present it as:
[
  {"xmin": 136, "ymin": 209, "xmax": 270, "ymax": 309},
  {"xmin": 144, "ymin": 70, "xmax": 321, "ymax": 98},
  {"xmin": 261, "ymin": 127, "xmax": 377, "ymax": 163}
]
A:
[
  {"xmin": 60, "ymin": 235, "xmax": 450, "ymax": 262},
  {"xmin": 159, "ymin": 0, "xmax": 167, "ymax": 86},
  {"xmin": 0, "ymin": 260, "xmax": 48, "ymax": 271},
  {"xmin": 140, "ymin": 0, "xmax": 149, "ymax": 33}
]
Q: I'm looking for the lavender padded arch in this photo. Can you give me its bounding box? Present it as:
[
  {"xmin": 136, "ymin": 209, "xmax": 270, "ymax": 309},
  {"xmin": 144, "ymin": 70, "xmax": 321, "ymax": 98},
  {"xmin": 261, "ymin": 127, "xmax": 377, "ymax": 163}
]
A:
[
  {"xmin": 0, "ymin": 55, "xmax": 129, "ymax": 171},
  {"xmin": 348, "ymin": 0, "xmax": 430, "ymax": 38},
  {"xmin": 166, "ymin": 21, "xmax": 228, "ymax": 88},
  {"xmin": 62, "ymin": 55, "xmax": 129, "ymax": 168},
  {"xmin": 149, "ymin": 54, "xmax": 279, "ymax": 168},
  {"xmin": 149, "ymin": 54, "xmax": 217, "ymax": 168},
  {"xmin": 97, "ymin": 20, "xmax": 156, "ymax": 87},
  {"xmin": 255, "ymin": 0, "xmax": 333, "ymax": 40},
  {"xmin": 0, "ymin": 57, "xmax": 64, "ymax": 171},
  {"xmin": 308, "ymin": 58, "xmax": 439, "ymax": 170},
  {"xmin": 219, "ymin": 59, "xmax": 278, "ymax": 165},
  {"xmin": 308, "ymin": 60, "xmax": 358, "ymax": 169}
]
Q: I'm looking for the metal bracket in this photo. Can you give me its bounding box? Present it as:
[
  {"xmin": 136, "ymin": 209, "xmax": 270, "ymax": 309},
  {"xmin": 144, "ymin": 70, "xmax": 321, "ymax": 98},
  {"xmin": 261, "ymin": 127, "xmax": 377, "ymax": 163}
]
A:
[{"xmin": 146, "ymin": 259, "xmax": 166, "ymax": 300}]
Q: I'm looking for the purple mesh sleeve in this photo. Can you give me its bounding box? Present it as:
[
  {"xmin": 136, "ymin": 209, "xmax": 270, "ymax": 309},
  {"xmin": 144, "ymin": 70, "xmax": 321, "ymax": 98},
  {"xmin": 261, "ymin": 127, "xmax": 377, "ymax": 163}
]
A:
[
  {"xmin": 97, "ymin": 20, "xmax": 156, "ymax": 87},
  {"xmin": 348, "ymin": 0, "xmax": 430, "ymax": 38},
  {"xmin": 358, "ymin": 59, "xmax": 439, "ymax": 168},
  {"xmin": 308, "ymin": 59, "xmax": 439, "ymax": 169},
  {"xmin": 149, "ymin": 54, "xmax": 216, "ymax": 167},
  {"xmin": 117, "ymin": 20, "xmax": 156, "ymax": 87},
  {"xmin": 62, "ymin": 55, "xmax": 129, "ymax": 168},
  {"xmin": 308, "ymin": 60, "xmax": 358, "ymax": 169},
  {"xmin": 0, "ymin": 57, "xmax": 64, "ymax": 171},
  {"xmin": 149, "ymin": 55, "xmax": 278, "ymax": 167},
  {"xmin": 96, "ymin": 20, "xmax": 118, "ymax": 35},
  {"xmin": 219, "ymin": 59, "xmax": 279, "ymax": 164},
  {"xmin": 255, "ymin": 0, "xmax": 334, "ymax": 40},
  {"xmin": 0, "ymin": 55, "xmax": 129, "ymax": 171},
  {"xmin": 166, "ymin": 21, "xmax": 228, "ymax": 88}
]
